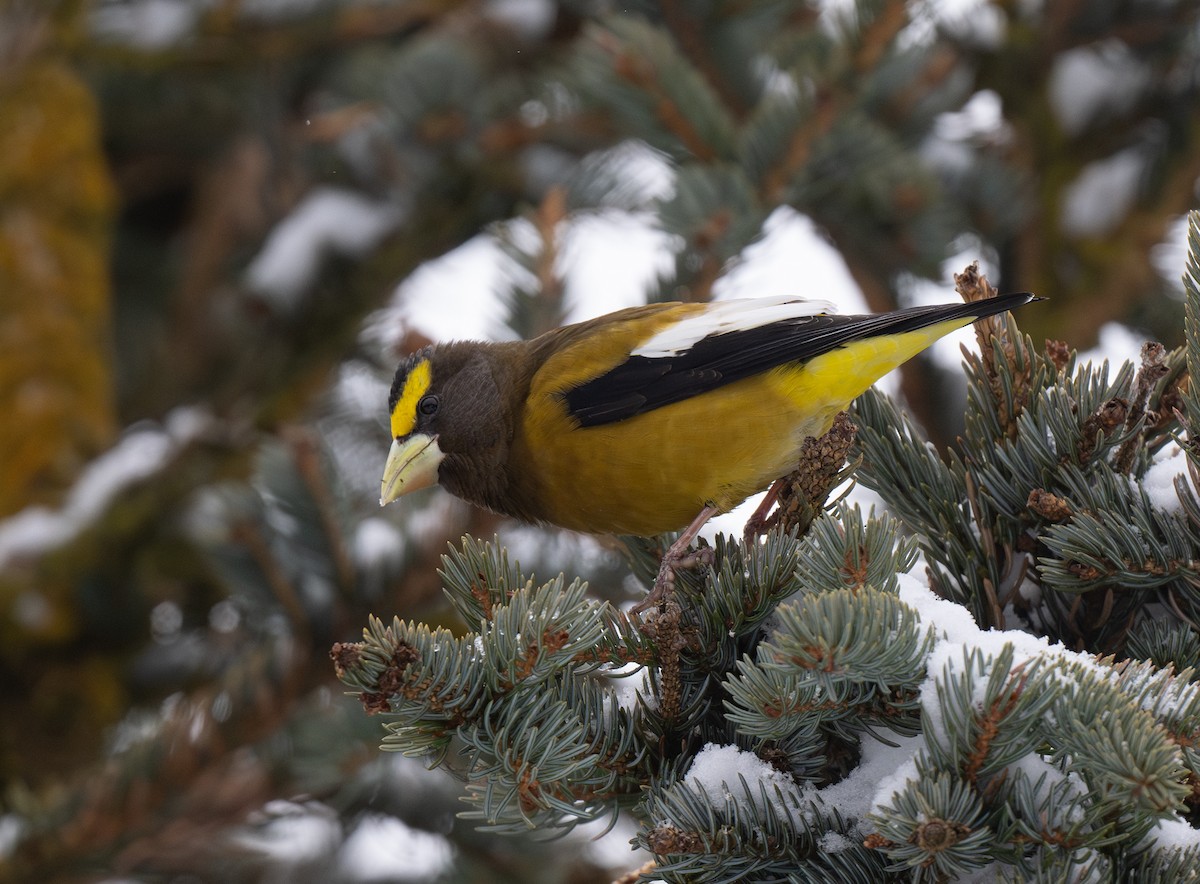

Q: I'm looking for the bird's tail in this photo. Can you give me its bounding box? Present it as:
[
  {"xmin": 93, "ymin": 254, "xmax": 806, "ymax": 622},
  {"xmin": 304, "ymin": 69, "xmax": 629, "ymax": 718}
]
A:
[
  {"xmin": 766, "ymin": 291, "xmax": 1040, "ymax": 415},
  {"xmin": 844, "ymin": 291, "xmax": 1038, "ymax": 340}
]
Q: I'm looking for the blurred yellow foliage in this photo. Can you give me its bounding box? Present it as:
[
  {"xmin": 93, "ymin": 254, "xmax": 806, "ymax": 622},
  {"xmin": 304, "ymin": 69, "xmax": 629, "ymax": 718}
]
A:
[{"xmin": 0, "ymin": 54, "xmax": 117, "ymax": 517}]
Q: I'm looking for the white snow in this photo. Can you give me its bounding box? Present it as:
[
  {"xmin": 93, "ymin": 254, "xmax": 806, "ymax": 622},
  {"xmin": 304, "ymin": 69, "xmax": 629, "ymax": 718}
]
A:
[
  {"xmin": 1060, "ymin": 147, "xmax": 1146, "ymax": 238},
  {"xmin": 233, "ymin": 800, "xmax": 341, "ymax": 865},
  {"xmin": 336, "ymin": 814, "xmax": 454, "ymax": 882},
  {"xmin": 209, "ymin": 599, "xmax": 240, "ymax": 633},
  {"xmin": 0, "ymin": 407, "xmax": 212, "ymax": 569},
  {"xmin": 823, "ymin": 732, "xmax": 923, "ymax": 822},
  {"xmin": 931, "ymin": 0, "xmax": 1007, "ymax": 48},
  {"xmin": 1078, "ymin": 322, "xmax": 1145, "ymax": 368},
  {"xmin": 895, "ymin": 569, "xmax": 981, "ymax": 645},
  {"xmin": 90, "ymin": 0, "xmax": 204, "ymax": 49},
  {"xmin": 817, "ymin": 830, "xmax": 855, "ymax": 854},
  {"xmin": 353, "ymin": 518, "xmax": 406, "ymax": 598},
  {"xmin": 558, "ymin": 211, "xmax": 676, "ymax": 325},
  {"xmin": 1151, "ymin": 214, "xmax": 1191, "ymax": 293},
  {"xmin": 354, "ymin": 518, "xmax": 406, "ymax": 571},
  {"xmin": 1048, "ymin": 41, "xmax": 1151, "ymax": 137},
  {"xmin": 483, "ymin": 0, "xmax": 557, "ymax": 40},
  {"xmin": 684, "ymin": 743, "xmax": 808, "ymax": 812},
  {"xmin": 933, "ymin": 90, "xmax": 1005, "ymax": 143},
  {"xmin": 577, "ymin": 814, "xmax": 652, "ymax": 873},
  {"xmin": 370, "ymin": 202, "xmax": 863, "ymax": 352},
  {"xmin": 608, "ymin": 663, "xmax": 651, "ymax": 717},
  {"xmin": 711, "ymin": 208, "xmax": 866, "ymax": 310},
  {"xmin": 369, "ymin": 235, "xmax": 513, "ymax": 346},
  {"xmin": 332, "ymin": 362, "xmax": 390, "ymax": 424},
  {"xmin": 150, "ymin": 599, "xmax": 184, "ymax": 641},
  {"xmin": 0, "ymin": 814, "xmax": 24, "ymax": 862},
  {"xmin": 1006, "ymin": 753, "xmax": 1085, "ymax": 816},
  {"xmin": 793, "ymin": 572, "xmax": 1200, "ymax": 853},
  {"xmin": 1145, "ymin": 815, "xmax": 1200, "ymax": 853},
  {"xmin": 1139, "ymin": 443, "xmax": 1189, "ymax": 514},
  {"xmin": 245, "ymin": 187, "xmax": 405, "ymax": 309}
]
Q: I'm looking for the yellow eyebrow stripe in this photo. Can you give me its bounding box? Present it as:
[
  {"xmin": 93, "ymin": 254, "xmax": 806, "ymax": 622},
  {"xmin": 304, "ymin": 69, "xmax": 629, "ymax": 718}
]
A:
[{"xmin": 390, "ymin": 358, "xmax": 432, "ymax": 439}]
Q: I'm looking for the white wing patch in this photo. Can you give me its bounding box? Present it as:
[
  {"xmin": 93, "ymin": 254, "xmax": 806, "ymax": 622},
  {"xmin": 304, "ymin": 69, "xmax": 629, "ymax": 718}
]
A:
[{"xmin": 632, "ymin": 295, "xmax": 839, "ymax": 358}]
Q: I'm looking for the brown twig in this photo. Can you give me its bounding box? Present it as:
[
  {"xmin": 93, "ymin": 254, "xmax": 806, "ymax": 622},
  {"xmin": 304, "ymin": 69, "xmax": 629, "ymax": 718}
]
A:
[
  {"xmin": 956, "ymin": 261, "xmax": 1033, "ymax": 441},
  {"xmin": 1113, "ymin": 342, "xmax": 1169, "ymax": 474},
  {"xmin": 287, "ymin": 427, "xmax": 357, "ymax": 596},
  {"xmin": 746, "ymin": 411, "xmax": 858, "ymax": 541},
  {"xmin": 660, "ymin": 0, "xmax": 749, "ymax": 120},
  {"xmin": 604, "ymin": 35, "xmax": 718, "ymax": 162}
]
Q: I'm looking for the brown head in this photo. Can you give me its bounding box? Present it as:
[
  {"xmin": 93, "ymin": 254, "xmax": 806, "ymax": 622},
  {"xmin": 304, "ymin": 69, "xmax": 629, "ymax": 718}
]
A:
[{"xmin": 380, "ymin": 341, "xmax": 529, "ymax": 516}]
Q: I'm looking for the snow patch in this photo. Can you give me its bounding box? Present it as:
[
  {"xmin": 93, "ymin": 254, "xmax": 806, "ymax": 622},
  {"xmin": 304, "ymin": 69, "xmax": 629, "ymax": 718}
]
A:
[
  {"xmin": 712, "ymin": 208, "xmax": 866, "ymax": 311},
  {"xmin": 823, "ymin": 732, "xmax": 924, "ymax": 824},
  {"xmin": 483, "ymin": 0, "xmax": 556, "ymax": 40},
  {"xmin": 1078, "ymin": 322, "xmax": 1144, "ymax": 368},
  {"xmin": 337, "ymin": 814, "xmax": 454, "ymax": 882},
  {"xmin": 685, "ymin": 744, "xmax": 807, "ymax": 811},
  {"xmin": 246, "ymin": 188, "xmax": 404, "ymax": 308},
  {"xmin": 1139, "ymin": 442, "xmax": 1189, "ymax": 515},
  {"xmin": 90, "ymin": 0, "xmax": 204, "ymax": 49},
  {"xmin": 1060, "ymin": 148, "xmax": 1146, "ymax": 238},
  {"xmin": 234, "ymin": 800, "xmax": 341, "ymax": 865},
  {"xmin": 1048, "ymin": 42, "xmax": 1151, "ymax": 137},
  {"xmin": 0, "ymin": 407, "xmax": 212, "ymax": 569},
  {"xmin": 1144, "ymin": 814, "xmax": 1200, "ymax": 853}
]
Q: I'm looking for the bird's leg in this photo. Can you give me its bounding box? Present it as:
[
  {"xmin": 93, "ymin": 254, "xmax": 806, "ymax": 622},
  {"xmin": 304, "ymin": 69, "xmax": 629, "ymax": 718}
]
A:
[
  {"xmin": 631, "ymin": 504, "xmax": 721, "ymax": 615},
  {"xmin": 742, "ymin": 479, "xmax": 784, "ymax": 543}
]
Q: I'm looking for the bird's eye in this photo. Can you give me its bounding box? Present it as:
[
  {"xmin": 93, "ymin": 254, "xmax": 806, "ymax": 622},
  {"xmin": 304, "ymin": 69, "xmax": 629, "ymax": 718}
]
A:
[{"xmin": 417, "ymin": 394, "xmax": 439, "ymax": 417}]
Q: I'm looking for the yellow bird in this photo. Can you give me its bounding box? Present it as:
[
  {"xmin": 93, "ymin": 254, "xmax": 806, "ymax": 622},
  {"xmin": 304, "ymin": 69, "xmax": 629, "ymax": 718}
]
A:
[{"xmin": 381, "ymin": 292, "xmax": 1035, "ymax": 606}]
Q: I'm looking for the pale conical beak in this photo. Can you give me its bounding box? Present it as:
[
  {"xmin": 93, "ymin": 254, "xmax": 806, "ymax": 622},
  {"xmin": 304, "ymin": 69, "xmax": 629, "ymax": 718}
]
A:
[{"xmin": 380, "ymin": 434, "xmax": 444, "ymax": 506}]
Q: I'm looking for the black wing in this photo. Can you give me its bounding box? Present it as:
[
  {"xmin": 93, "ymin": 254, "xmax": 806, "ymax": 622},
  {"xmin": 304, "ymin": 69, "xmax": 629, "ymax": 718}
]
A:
[{"xmin": 561, "ymin": 293, "xmax": 1035, "ymax": 428}]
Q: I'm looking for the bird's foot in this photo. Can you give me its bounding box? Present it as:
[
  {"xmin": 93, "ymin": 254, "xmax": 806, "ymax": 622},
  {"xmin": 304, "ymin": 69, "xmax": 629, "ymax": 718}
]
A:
[
  {"xmin": 631, "ymin": 544, "xmax": 714, "ymax": 615},
  {"xmin": 742, "ymin": 479, "xmax": 784, "ymax": 544}
]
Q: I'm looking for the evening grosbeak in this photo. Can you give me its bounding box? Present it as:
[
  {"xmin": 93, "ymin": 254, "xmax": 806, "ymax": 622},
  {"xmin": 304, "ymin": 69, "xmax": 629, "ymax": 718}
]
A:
[{"xmin": 381, "ymin": 292, "xmax": 1035, "ymax": 608}]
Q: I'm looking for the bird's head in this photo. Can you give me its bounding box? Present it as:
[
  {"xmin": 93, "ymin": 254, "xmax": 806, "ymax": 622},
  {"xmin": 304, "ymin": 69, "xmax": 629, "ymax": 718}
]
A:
[
  {"xmin": 381, "ymin": 348, "xmax": 444, "ymax": 505},
  {"xmin": 380, "ymin": 343, "xmax": 514, "ymax": 508}
]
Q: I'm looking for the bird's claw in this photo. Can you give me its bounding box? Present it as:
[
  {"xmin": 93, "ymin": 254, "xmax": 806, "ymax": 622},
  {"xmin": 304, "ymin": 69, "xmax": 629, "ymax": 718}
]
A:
[{"xmin": 631, "ymin": 544, "xmax": 714, "ymax": 615}]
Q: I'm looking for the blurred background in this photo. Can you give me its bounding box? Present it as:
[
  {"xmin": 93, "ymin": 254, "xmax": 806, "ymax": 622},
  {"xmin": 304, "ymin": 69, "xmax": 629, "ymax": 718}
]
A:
[{"xmin": 1, "ymin": 0, "xmax": 1198, "ymax": 881}]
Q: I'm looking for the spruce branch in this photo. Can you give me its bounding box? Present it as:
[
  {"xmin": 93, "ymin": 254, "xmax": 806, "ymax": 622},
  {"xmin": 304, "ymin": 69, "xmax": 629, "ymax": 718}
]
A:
[
  {"xmin": 753, "ymin": 86, "xmax": 833, "ymax": 205},
  {"xmin": 492, "ymin": 185, "xmax": 569, "ymax": 340},
  {"xmin": 653, "ymin": 163, "xmax": 766, "ymax": 300},
  {"xmin": 869, "ymin": 642, "xmax": 1199, "ymax": 876},
  {"xmin": 1051, "ymin": 663, "xmax": 1190, "ymax": 834},
  {"xmin": 871, "ymin": 770, "xmax": 996, "ymax": 880},
  {"xmin": 1183, "ymin": 209, "xmax": 1200, "ymax": 472},
  {"xmin": 1116, "ymin": 843, "xmax": 1200, "ymax": 883},
  {"xmin": 919, "ymin": 645, "xmax": 1053, "ymax": 784},
  {"xmin": 578, "ymin": 17, "xmax": 737, "ymax": 163},
  {"xmin": 334, "ymin": 553, "xmax": 651, "ymax": 831},
  {"xmin": 793, "ymin": 505, "xmax": 918, "ymax": 597},
  {"xmin": 1127, "ymin": 621, "xmax": 1200, "ymax": 678},
  {"xmin": 437, "ymin": 534, "xmax": 534, "ymax": 625},
  {"xmin": 724, "ymin": 585, "xmax": 930, "ymax": 743},
  {"xmin": 1037, "ymin": 468, "xmax": 1199, "ymax": 600},
  {"xmin": 748, "ymin": 410, "xmax": 860, "ymax": 542},
  {"xmin": 658, "ymin": 0, "xmax": 752, "ymax": 121},
  {"xmin": 639, "ymin": 770, "xmax": 882, "ymax": 883},
  {"xmin": 340, "ymin": 241, "xmax": 1200, "ymax": 875},
  {"xmin": 457, "ymin": 675, "xmax": 644, "ymax": 831},
  {"xmin": 849, "ymin": 0, "xmax": 911, "ymax": 77},
  {"xmin": 856, "ymin": 259, "xmax": 1200, "ymax": 649}
]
